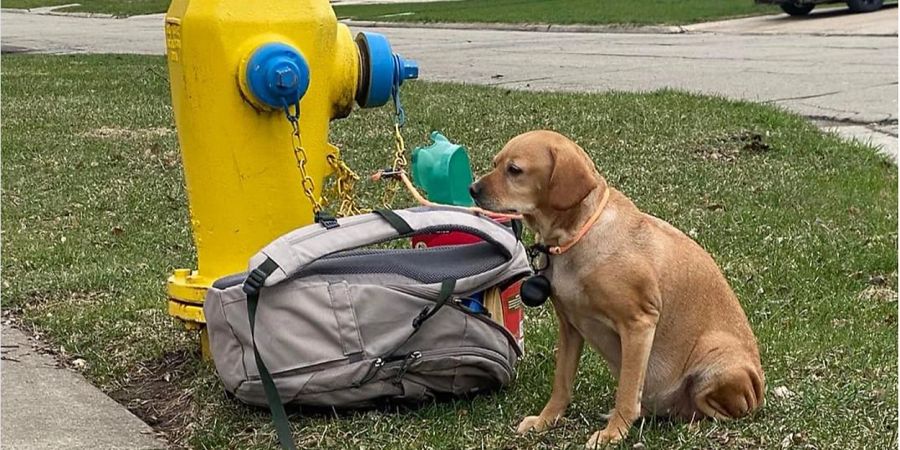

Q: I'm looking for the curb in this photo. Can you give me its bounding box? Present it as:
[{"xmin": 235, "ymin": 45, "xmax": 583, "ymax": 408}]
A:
[
  {"xmin": 340, "ymin": 19, "xmax": 686, "ymax": 34},
  {"xmin": 687, "ymin": 30, "xmax": 898, "ymax": 37},
  {"xmin": 1, "ymin": 5, "xmax": 115, "ymax": 18},
  {"xmin": 42, "ymin": 10, "xmax": 115, "ymax": 18}
]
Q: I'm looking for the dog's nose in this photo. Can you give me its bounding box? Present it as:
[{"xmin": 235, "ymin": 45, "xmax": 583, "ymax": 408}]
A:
[{"xmin": 469, "ymin": 182, "xmax": 481, "ymax": 198}]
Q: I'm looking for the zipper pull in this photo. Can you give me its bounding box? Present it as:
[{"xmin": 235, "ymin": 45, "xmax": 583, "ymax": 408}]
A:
[
  {"xmin": 354, "ymin": 357, "xmax": 384, "ymax": 387},
  {"xmin": 394, "ymin": 351, "xmax": 421, "ymax": 383}
]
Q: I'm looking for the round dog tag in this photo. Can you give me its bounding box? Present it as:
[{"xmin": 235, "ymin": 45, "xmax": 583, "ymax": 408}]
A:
[{"xmin": 520, "ymin": 275, "xmax": 551, "ymax": 307}]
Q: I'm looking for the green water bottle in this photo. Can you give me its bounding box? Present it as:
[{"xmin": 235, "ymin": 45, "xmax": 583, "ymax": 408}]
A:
[{"xmin": 410, "ymin": 131, "xmax": 475, "ymax": 207}]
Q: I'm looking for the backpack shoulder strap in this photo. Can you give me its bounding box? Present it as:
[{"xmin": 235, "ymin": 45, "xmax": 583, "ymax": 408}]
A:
[{"xmin": 242, "ymin": 257, "xmax": 296, "ymax": 450}]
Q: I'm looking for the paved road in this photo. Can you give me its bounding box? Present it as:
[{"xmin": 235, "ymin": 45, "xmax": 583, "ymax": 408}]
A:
[
  {"xmin": 2, "ymin": 8, "xmax": 896, "ymax": 157},
  {"xmin": 687, "ymin": 4, "xmax": 898, "ymax": 36},
  {"xmin": 1, "ymin": 324, "xmax": 166, "ymax": 449}
]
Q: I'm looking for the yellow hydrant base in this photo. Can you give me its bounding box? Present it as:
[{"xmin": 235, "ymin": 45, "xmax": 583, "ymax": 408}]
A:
[{"xmin": 167, "ymin": 268, "xmax": 212, "ymax": 357}]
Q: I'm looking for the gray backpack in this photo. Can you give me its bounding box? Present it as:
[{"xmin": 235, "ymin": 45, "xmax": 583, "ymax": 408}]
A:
[{"xmin": 203, "ymin": 207, "xmax": 532, "ymax": 449}]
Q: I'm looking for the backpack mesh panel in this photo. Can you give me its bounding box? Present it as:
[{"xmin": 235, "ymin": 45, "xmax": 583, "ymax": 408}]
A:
[{"xmin": 296, "ymin": 242, "xmax": 506, "ymax": 283}]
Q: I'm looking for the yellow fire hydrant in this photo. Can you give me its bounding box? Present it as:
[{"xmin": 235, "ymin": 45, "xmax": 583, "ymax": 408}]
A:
[{"xmin": 164, "ymin": 0, "xmax": 417, "ymax": 349}]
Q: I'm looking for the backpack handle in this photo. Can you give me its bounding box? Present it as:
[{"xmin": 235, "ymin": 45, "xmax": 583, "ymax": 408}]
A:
[{"xmin": 249, "ymin": 206, "xmax": 519, "ymax": 287}]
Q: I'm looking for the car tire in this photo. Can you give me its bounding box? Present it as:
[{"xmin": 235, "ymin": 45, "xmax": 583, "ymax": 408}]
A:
[
  {"xmin": 780, "ymin": 2, "xmax": 815, "ymax": 15},
  {"xmin": 846, "ymin": 0, "xmax": 883, "ymax": 12}
]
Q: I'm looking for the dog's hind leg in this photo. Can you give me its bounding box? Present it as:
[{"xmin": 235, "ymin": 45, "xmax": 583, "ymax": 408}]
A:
[{"xmin": 689, "ymin": 340, "xmax": 765, "ymax": 420}]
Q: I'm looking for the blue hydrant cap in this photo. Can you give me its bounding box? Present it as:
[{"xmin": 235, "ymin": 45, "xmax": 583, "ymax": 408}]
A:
[
  {"xmin": 245, "ymin": 43, "xmax": 310, "ymax": 109},
  {"xmin": 355, "ymin": 32, "xmax": 419, "ymax": 108}
]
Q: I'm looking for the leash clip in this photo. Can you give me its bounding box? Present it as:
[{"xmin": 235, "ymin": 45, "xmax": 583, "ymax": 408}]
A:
[{"xmin": 527, "ymin": 244, "xmax": 550, "ymax": 272}]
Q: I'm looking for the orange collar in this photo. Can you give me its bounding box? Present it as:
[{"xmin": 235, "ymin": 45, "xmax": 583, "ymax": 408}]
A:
[{"xmin": 547, "ymin": 188, "xmax": 611, "ymax": 255}]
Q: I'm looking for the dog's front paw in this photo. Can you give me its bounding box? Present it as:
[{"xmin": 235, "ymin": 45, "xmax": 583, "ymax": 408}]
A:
[
  {"xmin": 516, "ymin": 415, "xmax": 553, "ymax": 434},
  {"xmin": 585, "ymin": 427, "xmax": 626, "ymax": 448}
]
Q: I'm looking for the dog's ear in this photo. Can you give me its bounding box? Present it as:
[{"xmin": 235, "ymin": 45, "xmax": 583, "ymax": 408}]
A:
[{"xmin": 547, "ymin": 140, "xmax": 598, "ymax": 210}]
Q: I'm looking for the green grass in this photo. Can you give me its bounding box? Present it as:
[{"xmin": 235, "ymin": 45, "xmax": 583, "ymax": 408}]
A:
[
  {"xmin": 1, "ymin": 0, "xmax": 168, "ymax": 17},
  {"xmin": 334, "ymin": 0, "xmax": 777, "ymax": 26},
  {"xmin": 0, "ymin": 0, "xmax": 777, "ymax": 23},
  {"xmin": 3, "ymin": 54, "xmax": 897, "ymax": 449}
]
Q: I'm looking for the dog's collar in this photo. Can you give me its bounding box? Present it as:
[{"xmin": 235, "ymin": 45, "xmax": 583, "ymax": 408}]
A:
[{"xmin": 545, "ymin": 187, "xmax": 611, "ymax": 256}]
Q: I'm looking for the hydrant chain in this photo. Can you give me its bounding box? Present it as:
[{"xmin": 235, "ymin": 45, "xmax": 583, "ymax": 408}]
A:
[
  {"xmin": 285, "ymin": 104, "xmax": 323, "ymax": 214},
  {"xmin": 390, "ymin": 86, "xmax": 409, "ymax": 172},
  {"xmin": 326, "ymin": 153, "xmax": 363, "ymax": 217},
  {"xmin": 380, "ymin": 88, "xmax": 411, "ymax": 208},
  {"xmin": 391, "ymin": 124, "xmax": 408, "ymax": 172},
  {"xmin": 392, "ymin": 86, "xmax": 407, "ymax": 127}
]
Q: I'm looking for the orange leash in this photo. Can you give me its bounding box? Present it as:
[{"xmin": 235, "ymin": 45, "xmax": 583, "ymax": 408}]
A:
[
  {"xmin": 372, "ymin": 169, "xmax": 524, "ymax": 221},
  {"xmin": 546, "ymin": 187, "xmax": 610, "ymax": 255},
  {"xmin": 371, "ymin": 169, "xmax": 610, "ymax": 254}
]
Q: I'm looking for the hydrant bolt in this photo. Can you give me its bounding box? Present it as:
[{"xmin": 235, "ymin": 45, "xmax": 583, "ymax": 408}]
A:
[{"xmin": 274, "ymin": 66, "xmax": 300, "ymax": 90}]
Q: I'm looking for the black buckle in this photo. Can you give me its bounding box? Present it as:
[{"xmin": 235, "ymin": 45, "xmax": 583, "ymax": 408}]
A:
[
  {"xmin": 315, "ymin": 211, "xmax": 340, "ymax": 230},
  {"xmin": 411, "ymin": 307, "xmax": 430, "ymax": 329},
  {"xmin": 527, "ymin": 244, "xmax": 550, "ymax": 272},
  {"xmin": 527, "ymin": 244, "xmax": 549, "ymax": 258},
  {"xmin": 377, "ymin": 168, "xmax": 403, "ymax": 180},
  {"xmin": 242, "ymin": 267, "xmax": 267, "ymax": 295}
]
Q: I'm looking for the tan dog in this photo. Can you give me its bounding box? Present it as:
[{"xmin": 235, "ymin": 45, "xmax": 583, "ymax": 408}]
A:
[{"xmin": 470, "ymin": 130, "xmax": 764, "ymax": 447}]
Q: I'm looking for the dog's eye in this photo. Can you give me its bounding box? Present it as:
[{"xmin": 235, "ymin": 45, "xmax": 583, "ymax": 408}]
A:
[{"xmin": 507, "ymin": 164, "xmax": 523, "ymax": 176}]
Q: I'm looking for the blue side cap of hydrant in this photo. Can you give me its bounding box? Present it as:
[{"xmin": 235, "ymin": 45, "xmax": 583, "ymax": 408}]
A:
[
  {"xmin": 245, "ymin": 43, "xmax": 311, "ymax": 109},
  {"xmin": 355, "ymin": 31, "xmax": 419, "ymax": 108}
]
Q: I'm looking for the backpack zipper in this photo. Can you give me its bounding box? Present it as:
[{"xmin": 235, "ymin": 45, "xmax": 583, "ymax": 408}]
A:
[
  {"xmin": 357, "ymin": 346, "xmax": 514, "ymax": 388},
  {"xmin": 407, "ymin": 346, "xmax": 514, "ymax": 376},
  {"xmin": 247, "ymin": 356, "xmax": 350, "ymax": 381},
  {"xmin": 450, "ymin": 298, "xmax": 526, "ymax": 358}
]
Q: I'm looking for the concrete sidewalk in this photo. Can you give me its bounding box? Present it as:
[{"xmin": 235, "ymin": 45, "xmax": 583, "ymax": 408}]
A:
[{"xmin": 1, "ymin": 324, "xmax": 166, "ymax": 449}]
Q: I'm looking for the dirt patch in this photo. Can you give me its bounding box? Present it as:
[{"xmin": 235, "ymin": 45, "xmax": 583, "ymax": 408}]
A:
[
  {"xmin": 141, "ymin": 141, "xmax": 181, "ymax": 169},
  {"xmin": 698, "ymin": 130, "xmax": 771, "ymax": 162},
  {"xmin": 80, "ymin": 126, "xmax": 174, "ymax": 140},
  {"xmin": 855, "ymin": 272, "xmax": 898, "ymax": 303},
  {"xmin": 109, "ymin": 351, "xmax": 197, "ymax": 448},
  {"xmin": 709, "ymin": 428, "xmax": 763, "ymax": 449},
  {"xmin": 859, "ymin": 285, "xmax": 898, "ymax": 302}
]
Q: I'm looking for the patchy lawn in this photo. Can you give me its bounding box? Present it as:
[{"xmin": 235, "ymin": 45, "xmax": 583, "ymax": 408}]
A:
[{"xmin": 2, "ymin": 54, "xmax": 896, "ymax": 449}]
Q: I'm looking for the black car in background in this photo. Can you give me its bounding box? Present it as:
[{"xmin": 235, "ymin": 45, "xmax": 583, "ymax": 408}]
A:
[{"xmin": 756, "ymin": 0, "xmax": 886, "ymax": 15}]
